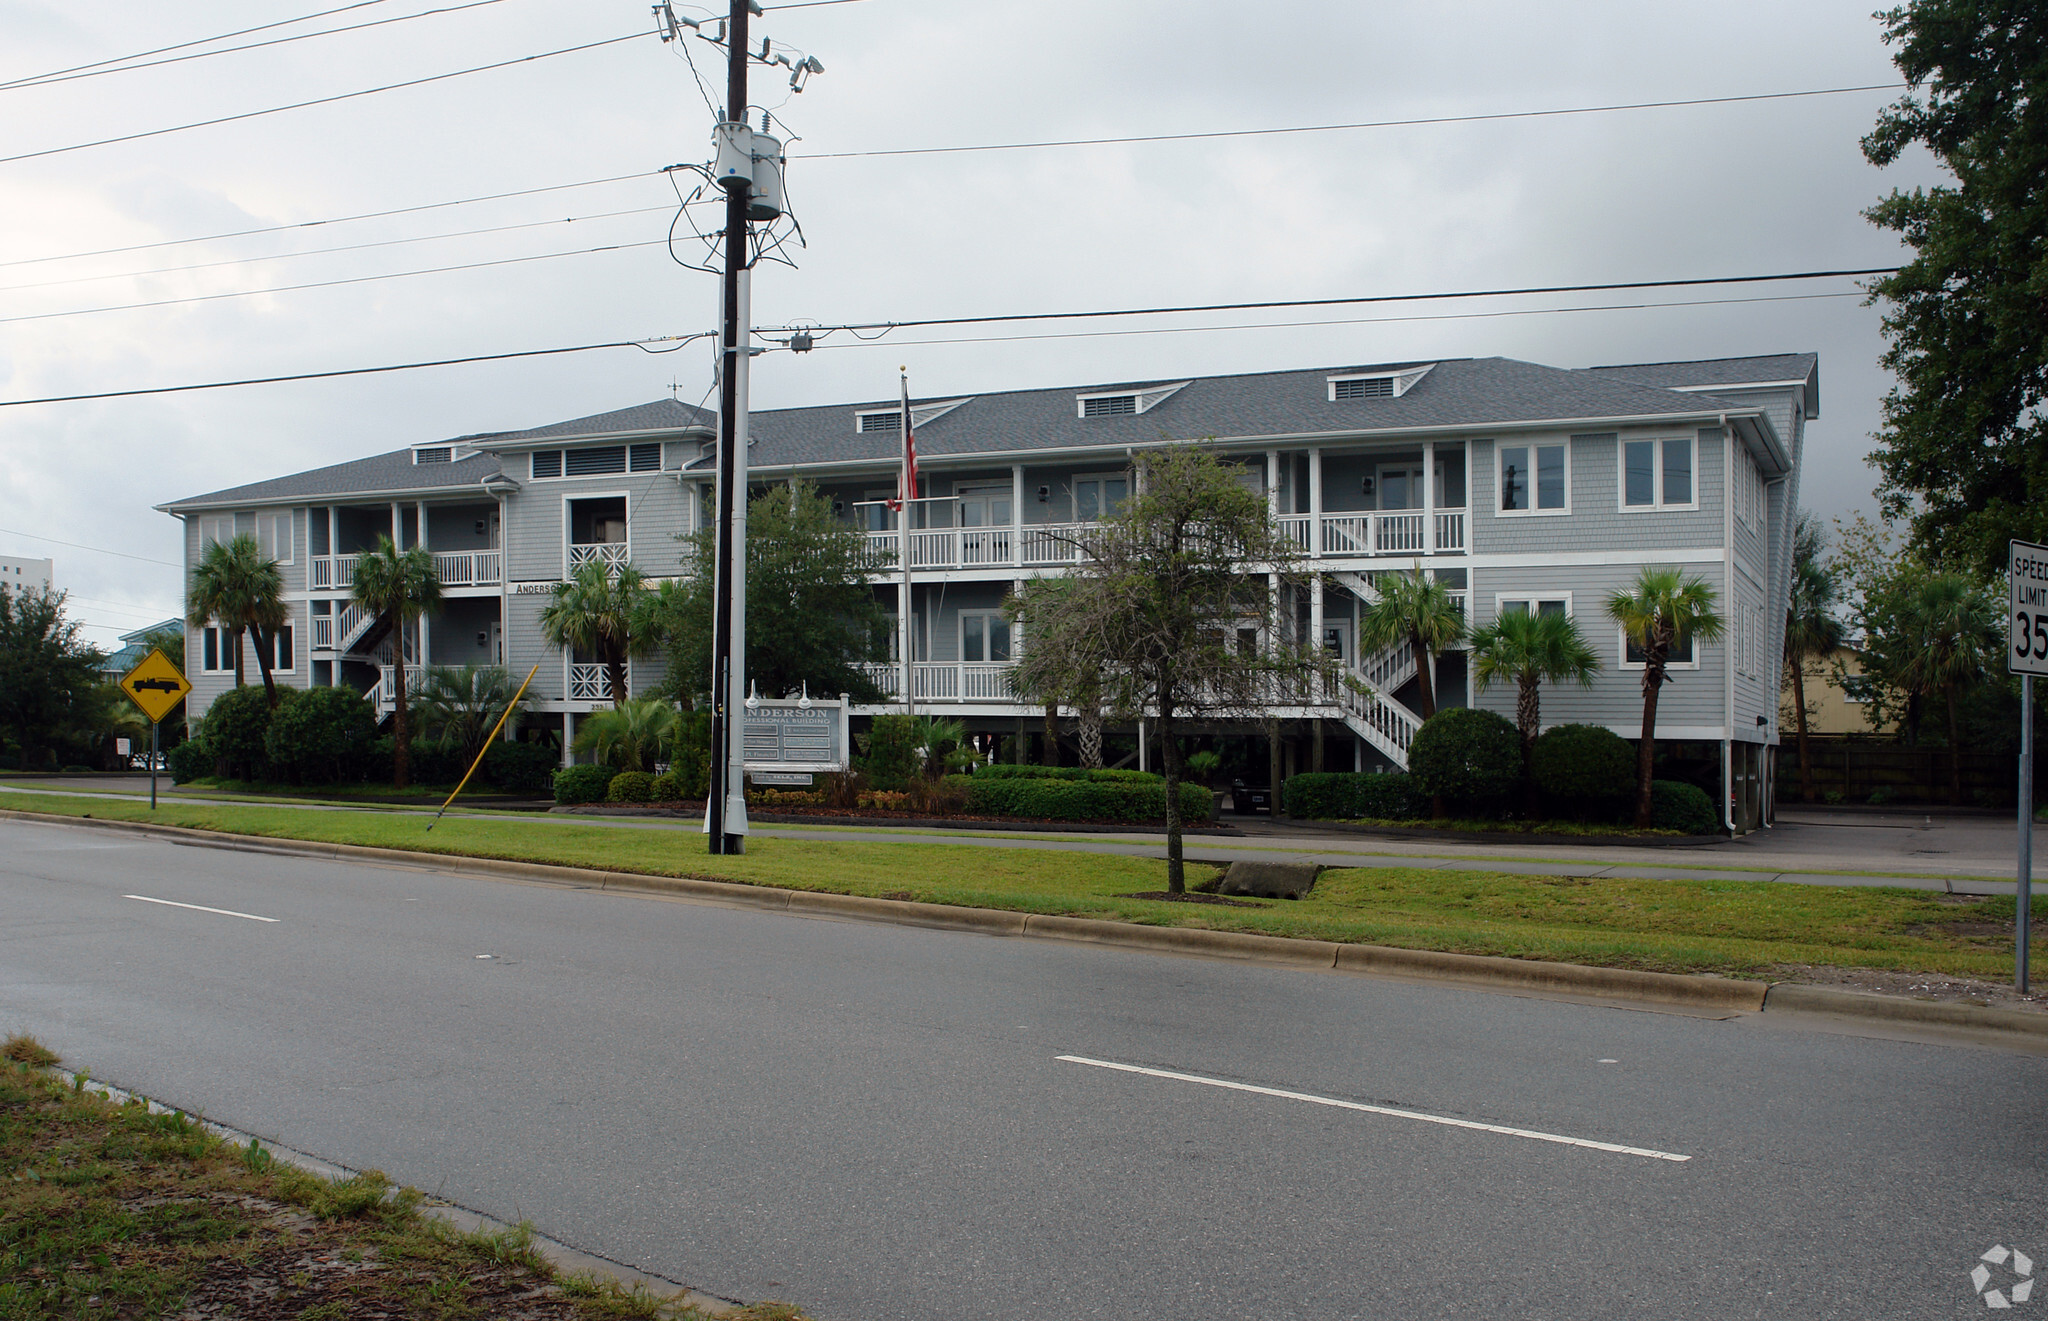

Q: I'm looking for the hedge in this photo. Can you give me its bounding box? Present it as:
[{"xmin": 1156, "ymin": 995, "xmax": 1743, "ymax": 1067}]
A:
[
  {"xmin": 650, "ymin": 769, "xmax": 686, "ymax": 802},
  {"xmin": 483, "ymin": 740, "xmax": 558, "ymax": 795},
  {"xmin": 166, "ymin": 737, "xmax": 214, "ymax": 785},
  {"xmin": 1531, "ymin": 724, "xmax": 1635, "ymax": 808},
  {"xmin": 965, "ymin": 774, "xmax": 1212, "ymax": 823},
  {"xmin": 606, "ymin": 770, "xmax": 658, "ymax": 804},
  {"xmin": 262, "ymin": 686, "xmax": 377, "ymax": 785},
  {"xmin": 1408, "ymin": 707, "xmax": 1522, "ymax": 808},
  {"xmin": 205, "ymin": 684, "xmax": 284, "ymax": 781},
  {"xmin": 973, "ymin": 764, "xmax": 1158, "ymax": 784},
  {"xmin": 1650, "ymin": 779, "xmax": 1720, "ymax": 834},
  {"xmin": 554, "ymin": 764, "xmax": 620, "ymax": 805},
  {"xmin": 1280, "ymin": 771, "xmax": 1424, "ymax": 820}
]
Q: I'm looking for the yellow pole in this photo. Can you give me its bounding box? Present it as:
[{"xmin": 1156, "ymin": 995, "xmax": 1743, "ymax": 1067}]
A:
[{"xmin": 427, "ymin": 663, "xmax": 542, "ymax": 830}]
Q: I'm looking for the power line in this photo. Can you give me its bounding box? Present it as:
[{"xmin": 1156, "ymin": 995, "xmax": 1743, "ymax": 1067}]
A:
[
  {"xmin": 760, "ymin": 267, "xmax": 1898, "ymax": 337},
  {"xmin": 0, "ymin": 171, "xmax": 661, "ymax": 270},
  {"xmin": 1, "ymin": 1, "xmax": 508, "ymax": 93},
  {"xmin": 0, "ymin": 205, "xmax": 674, "ymax": 294},
  {"xmin": 0, "ymin": 238, "xmax": 676, "ymax": 326},
  {"xmin": 0, "ymin": 269, "xmax": 1893, "ymax": 409},
  {"xmin": 0, "ymin": 528, "xmax": 180, "ymax": 566},
  {"xmin": 0, "ymin": 31, "xmax": 648, "ymax": 167},
  {"xmin": 1, "ymin": 1, "xmax": 398, "ymax": 89},
  {"xmin": 797, "ymin": 83, "xmax": 1906, "ymax": 161},
  {"xmin": 0, "ymin": 336, "xmax": 709, "ymax": 408}
]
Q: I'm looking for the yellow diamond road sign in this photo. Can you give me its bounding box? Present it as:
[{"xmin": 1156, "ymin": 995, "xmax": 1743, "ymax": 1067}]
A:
[{"xmin": 118, "ymin": 648, "xmax": 191, "ymax": 725}]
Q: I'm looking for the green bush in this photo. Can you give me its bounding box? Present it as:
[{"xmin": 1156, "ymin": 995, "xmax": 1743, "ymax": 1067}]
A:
[
  {"xmin": 858, "ymin": 714, "xmax": 923, "ymax": 790},
  {"xmin": 204, "ymin": 684, "xmax": 285, "ymax": 781},
  {"xmin": 668, "ymin": 710, "xmax": 712, "ymax": 799},
  {"xmin": 166, "ymin": 736, "xmax": 214, "ymax": 785},
  {"xmin": 649, "ymin": 769, "xmax": 686, "ymax": 802},
  {"xmin": 482, "ymin": 740, "xmax": 557, "ymax": 795},
  {"xmin": 965, "ymin": 775, "xmax": 1212, "ymax": 823},
  {"xmin": 1408, "ymin": 707, "xmax": 1522, "ymax": 808},
  {"xmin": 553, "ymin": 764, "xmax": 620, "ymax": 805},
  {"xmin": 1531, "ymin": 724, "xmax": 1635, "ymax": 809},
  {"xmin": 262, "ymin": 686, "xmax": 377, "ymax": 784},
  {"xmin": 1650, "ymin": 779, "xmax": 1720, "ymax": 834},
  {"xmin": 606, "ymin": 770, "xmax": 658, "ymax": 803},
  {"xmin": 1280, "ymin": 771, "xmax": 1423, "ymax": 820},
  {"xmin": 972, "ymin": 764, "xmax": 1161, "ymax": 784}
]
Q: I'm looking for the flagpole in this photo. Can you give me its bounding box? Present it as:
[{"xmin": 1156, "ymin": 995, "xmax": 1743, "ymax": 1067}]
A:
[{"xmin": 898, "ymin": 365, "xmax": 915, "ymax": 719}]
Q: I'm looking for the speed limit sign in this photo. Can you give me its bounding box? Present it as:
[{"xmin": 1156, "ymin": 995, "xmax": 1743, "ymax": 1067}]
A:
[{"xmin": 2013, "ymin": 540, "xmax": 2048, "ymax": 675}]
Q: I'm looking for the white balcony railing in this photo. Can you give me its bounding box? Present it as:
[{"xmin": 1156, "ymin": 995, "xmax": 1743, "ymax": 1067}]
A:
[
  {"xmin": 370, "ymin": 665, "xmax": 427, "ymax": 712},
  {"xmin": 857, "ymin": 662, "xmax": 1016, "ymax": 703},
  {"xmin": 569, "ymin": 661, "xmax": 626, "ymax": 702},
  {"xmin": 310, "ymin": 556, "xmax": 356, "ymax": 590},
  {"xmin": 568, "ymin": 542, "xmax": 630, "ymax": 572},
  {"xmin": 433, "ymin": 549, "xmax": 502, "ymax": 586}
]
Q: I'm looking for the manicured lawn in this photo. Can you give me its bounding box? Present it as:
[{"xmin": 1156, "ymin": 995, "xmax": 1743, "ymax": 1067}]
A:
[
  {"xmin": 3, "ymin": 788, "xmax": 2037, "ymax": 980},
  {"xmin": 0, "ymin": 1041, "xmax": 771, "ymax": 1320}
]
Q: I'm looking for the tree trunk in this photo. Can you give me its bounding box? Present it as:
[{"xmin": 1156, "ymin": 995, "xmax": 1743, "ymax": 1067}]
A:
[
  {"xmin": 232, "ymin": 628, "xmax": 245, "ymax": 688},
  {"xmin": 1518, "ymin": 671, "xmax": 1540, "ymax": 819},
  {"xmin": 1267, "ymin": 719, "xmax": 1286, "ymax": 820},
  {"xmin": 1410, "ymin": 631, "xmax": 1436, "ymax": 718},
  {"xmin": 1160, "ymin": 701, "xmax": 1184, "ymax": 894},
  {"xmin": 1311, "ymin": 717, "xmax": 1325, "ymax": 773},
  {"xmin": 607, "ymin": 647, "xmax": 628, "ymax": 708},
  {"xmin": 1634, "ymin": 658, "xmax": 1664, "ymax": 828},
  {"xmin": 392, "ymin": 617, "xmax": 412, "ymax": 789},
  {"xmin": 1078, "ymin": 703, "xmax": 1102, "ymax": 768},
  {"xmin": 250, "ymin": 625, "xmax": 278, "ymax": 708},
  {"xmin": 1791, "ymin": 656, "xmax": 1815, "ymax": 802},
  {"xmin": 1946, "ymin": 681, "xmax": 1965, "ymax": 806}
]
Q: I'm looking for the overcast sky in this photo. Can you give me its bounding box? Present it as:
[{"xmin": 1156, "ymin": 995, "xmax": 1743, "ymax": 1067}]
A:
[{"xmin": 0, "ymin": 0, "xmax": 1938, "ymax": 644}]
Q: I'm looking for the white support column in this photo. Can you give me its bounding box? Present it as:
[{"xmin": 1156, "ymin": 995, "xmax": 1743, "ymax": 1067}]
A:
[
  {"xmin": 417, "ymin": 500, "xmax": 428, "ymax": 552},
  {"xmin": 1423, "ymin": 439, "xmax": 1437, "ymax": 554},
  {"xmin": 1310, "ymin": 576, "xmax": 1324, "ymax": 683},
  {"xmin": 1011, "ymin": 464, "xmax": 1025, "ymax": 565},
  {"xmin": 1308, "ymin": 446, "xmax": 1323, "ymax": 559},
  {"xmin": 327, "ymin": 507, "xmax": 339, "ymax": 563},
  {"xmin": 1137, "ymin": 718, "xmax": 1147, "ymax": 773},
  {"xmin": 562, "ymin": 711, "xmax": 574, "ymax": 768},
  {"xmin": 390, "ymin": 501, "xmax": 402, "ymax": 549},
  {"xmin": 1266, "ymin": 450, "xmax": 1280, "ymax": 518}
]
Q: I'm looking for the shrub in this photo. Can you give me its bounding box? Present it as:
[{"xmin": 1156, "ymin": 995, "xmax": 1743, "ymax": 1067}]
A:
[
  {"xmin": 965, "ymin": 775, "xmax": 1212, "ymax": 823},
  {"xmin": 553, "ymin": 764, "xmax": 620, "ymax": 805},
  {"xmin": 166, "ymin": 736, "xmax": 214, "ymax": 785},
  {"xmin": 858, "ymin": 714, "xmax": 922, "ymax": 791},
  {"xmin": 1531, "ymin": 724, "xmax": 1635, "ymax": 811},
  {"xmin": 668, "ymin": 710, "xmax": 712, "ymax": 799},
  {"xmin": 263, "ymin": 686, "xmax": 377, "ymax": 784},
  {"xmin": 1650, "ymin": 779, "xmax": 1719, "ymax": 834},
  {"xmin": 1407, "ymin": 707, "xmax": 1522, "ymax": 809},
  {"xmin": 649, "ymin": 769, "xmax": 685, "ymax": 802},
  {"xmin": 606, "ymin": 770, "xmax": 658, "ymax": 803},
  {"xmin": 1280, "ymin": 771, "xmax": 1423, "ymax": 820},
  {"xmin": 483, "ymin": 740, "xmax": 558, "ymax": 795},
  {"xmin": 204, "ymin": 684, "xmax": 285, "ymax": 781}
]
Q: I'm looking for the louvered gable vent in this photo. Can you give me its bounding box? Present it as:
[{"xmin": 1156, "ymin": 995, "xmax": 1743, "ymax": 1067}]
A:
[
  {"xmin": 412, "ymin": 446, "xmax": 452, "ymax": 464},
  {"xmin": 1075, "ymin": 381, "xmax": 1188, "ymax": 418},
  {"xmin": 1328, "ymin": 365, "xmax": 1434, "ymax": 401}
]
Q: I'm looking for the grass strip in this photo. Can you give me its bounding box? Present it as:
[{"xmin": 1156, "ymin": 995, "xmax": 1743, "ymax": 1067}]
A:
[
  {"xmin": 4, "ymin": 789, "xmax": 2040, "ymax": 980},
  {"xmin": 0, "ymin": 1036, "xmax": 807, "ymax": 1321}
]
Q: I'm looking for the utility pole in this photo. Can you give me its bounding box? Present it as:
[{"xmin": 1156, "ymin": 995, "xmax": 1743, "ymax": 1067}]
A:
[{"xmin": 705, "ymin": 0, "xmax": 755, "ymax": 855}]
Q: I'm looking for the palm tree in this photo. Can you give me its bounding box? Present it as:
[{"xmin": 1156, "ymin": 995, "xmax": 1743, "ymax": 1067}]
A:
[
  {"xmin": 540, "ymin": 559, "xmax": 651, "ymax": 707},
  {"xmin": 1607, "ymin": 567, "xmax": 1725, "ymax": 828},
  {"xmin": 571, "ymin": 697, "xmax": 679, "ymax": 772},
  {"xmin": 415, "ymin": 665, "xmax": 525, "ymax": 772},
  {"xmin": 1783, "ymin": 549, "xmax": 1844, "ymax": 803},
  {"xmin": 1899, "ymin": 572, "xmax": 1999, "ymax": 806},
  {"xmin": 1356, "ymin": 564, "xmax": 1467, "ymax": 718},
  {"xmin": 1469, "ymin": 609, "xmax": 1600, "ymax": 816},
  {"xmin": 185, "ymin": 535, "xmax": 285, "ymax": 703},
  {"xmin": 350, "ymin": 535, "xmax": 443, "ymax": 788}
]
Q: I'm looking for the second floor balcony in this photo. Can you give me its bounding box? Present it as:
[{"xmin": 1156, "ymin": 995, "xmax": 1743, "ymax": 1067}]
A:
[
  {"xmin": 856, "ymin": 510, "xmax": 1467, "ymax": 573},
  {"xmin": 309, "ymin": 549, "xmax": 502, "ymax": 590}
]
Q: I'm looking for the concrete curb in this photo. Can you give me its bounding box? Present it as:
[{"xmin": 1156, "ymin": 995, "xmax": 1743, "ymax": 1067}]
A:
[
  {"xmin": 1289, "ymin": 819, "xmax": 1730, "ymax": 848},
  {"xmin": 11, "ymin": 806, "xmax": 2040, "ymax": 1036}
]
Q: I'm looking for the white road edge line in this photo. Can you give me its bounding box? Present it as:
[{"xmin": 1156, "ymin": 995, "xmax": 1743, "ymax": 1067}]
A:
[
  {"xmin": 1056, "ymin": 1054, "xmax": 1690, "ymax": 1163},
  {"xmin": 124, "ymin": 894, "xmax": 280, "ymax": 923}
]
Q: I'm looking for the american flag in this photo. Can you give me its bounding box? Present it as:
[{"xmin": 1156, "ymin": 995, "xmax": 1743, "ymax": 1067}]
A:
[{"xmin": 892, "ymin": 370, "xmax": 918, "ymax": 511}]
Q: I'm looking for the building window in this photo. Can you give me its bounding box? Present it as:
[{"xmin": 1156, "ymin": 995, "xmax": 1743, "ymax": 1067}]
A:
[
  {"xmin": 1499, "ymin": 443, "xmax": 1566, "ymax": 513},
  {"xmin": 198, "ymin": 514, "xmax": 235, "ymax": 548},
  {"xmin": 960, "ymin": 612, "xmax": 1012, "ymax": 663},
  {"xmin": 255, "ymin": 512, "xmax": 293, "ymax": 563},
  {"xmin": 1622, "ymin": 437, "xmax": 1696, "ymax": 510},
  {"xmin": 1073, "ymin": 474, "xmax": 1129, "ymax": 521},
  {"xmin": 1498, "ymin": 597, "xmax": 1570, "ymax": 619},
  {"xmin": 1622, "ymin": 629, "xmax": 1696, "ymax": 668}
]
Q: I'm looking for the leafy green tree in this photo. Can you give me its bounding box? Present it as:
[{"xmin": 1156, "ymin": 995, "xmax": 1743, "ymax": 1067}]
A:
[
  {"xmin": 1827, "ymin": 513, "xmax": 1927, "ymax": 738},
  {"xmin": 1898, "ymin": 571, "xmax": 2002, "ymax": 804},
  {"xmin": 414, "ymin": 665, "xmax": 525, "ymax": 772},
  {"xmin": 1357, "ymin": 565, "xmax": 1468, "ymax": 718},
  {"xmin": 1783, "ymin": 514, "xmax": 1845, "ymax": 802},
  {"xmin": 1020, "ymin": 446, "xmax": 1327, "ymax": 893},
  {"xmin": 1468, "ymin": 608, "xmax": 1600, "ymax": 816},
  {"xmin": 1007, "ymin": 576, "xmax": 1109, "ymax": 768},
  {"xmin": 1607, "ymin": 567, "xmax": 1725, "ymax": 828},
  {"xmin": 349, "ymin": 535, "xmax": 443, "ymax": 788},
  {"xmin": 186, "ymin": 534, "xmax": 285, "ymax": 703},
  {"xmin": 541, "ymin": 559, "xmax": 653, "ymax": 708},
  {"xmin": 1862, "ymin": 1, "xmax": 2048, "ymax": 576},
  {"xmin": 654, "ymin": 481, "xmax": 888, "ymax": 706},
  {"xmin": 0, "ymin": 586, "xmax": 103, "ymax": 771},
  {"xmin": 572, "ymin": 697, "xmax": 679, "ymax": 772}
]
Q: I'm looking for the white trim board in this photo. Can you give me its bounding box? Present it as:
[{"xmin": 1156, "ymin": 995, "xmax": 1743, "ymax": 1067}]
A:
[{"xmin": 1467, "ymin": 547, "xmax": 1725, "ymax": 569}]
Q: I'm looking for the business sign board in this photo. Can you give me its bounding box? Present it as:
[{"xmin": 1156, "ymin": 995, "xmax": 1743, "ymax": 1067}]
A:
[
  {"xmin": 2011, "ymin": 540, "xmax": 2048, "ymax": 676},
  {"xmin": 741, "ymin": 698, "xmax": 849, "ymax": 774}
]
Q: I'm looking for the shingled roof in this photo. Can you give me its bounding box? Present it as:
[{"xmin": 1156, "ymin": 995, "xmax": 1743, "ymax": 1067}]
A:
[{"xmin": 161, "ymin": 447, "xmax": 504, "ymax": 512}]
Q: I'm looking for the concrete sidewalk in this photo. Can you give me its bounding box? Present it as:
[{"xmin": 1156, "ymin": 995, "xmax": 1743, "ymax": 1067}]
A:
[{"xmin": 4, "ymin": 779, "xmax": 2035, "ymax": 894}]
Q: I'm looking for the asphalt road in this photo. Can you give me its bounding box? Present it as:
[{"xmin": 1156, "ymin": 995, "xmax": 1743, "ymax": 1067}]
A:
[{"xmin": 5, "ymin": 815, "xmax": 2046, "ymax": 1320}]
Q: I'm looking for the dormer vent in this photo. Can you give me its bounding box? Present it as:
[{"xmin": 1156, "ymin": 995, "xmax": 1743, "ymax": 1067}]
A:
[
  {"xmin": 1075, "ymin": 381, "xmax": 1188, "ymax": 418},
  {"xmin": 1328, "ymin": 365, "xmax": 1434, "ymax": 401},
  {"xmin": 413, "ymin": 446, "xmax": 452, "ymax": 464}
]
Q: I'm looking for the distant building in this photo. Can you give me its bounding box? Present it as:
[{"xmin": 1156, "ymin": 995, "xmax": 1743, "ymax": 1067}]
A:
[
  {"xmin": 0, "ymin": 554, "xmax": 54, "ymax": 593},
  {"xmin": 98, "ymin": 619, "xmax": 183, "ymax": 682},
  {"xmin": 1781, "ymin": 645, "xmax": 1895, "ymax": 737}
]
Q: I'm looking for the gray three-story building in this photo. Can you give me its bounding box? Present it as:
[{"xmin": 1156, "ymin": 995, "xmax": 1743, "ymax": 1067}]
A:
[{"xmin": 162, "ymin": 351, "xmax": 1816, "ymax": 828}]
